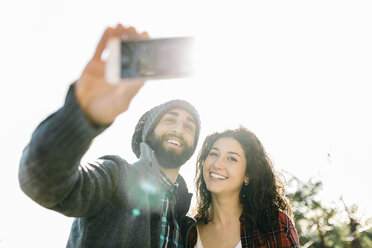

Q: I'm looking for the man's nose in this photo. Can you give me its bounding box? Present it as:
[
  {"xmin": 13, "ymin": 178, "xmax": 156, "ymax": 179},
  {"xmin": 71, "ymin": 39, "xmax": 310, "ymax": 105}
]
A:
[{"xmin": 172, "ymin": 121, "xmax": 183, "ymax": 134}]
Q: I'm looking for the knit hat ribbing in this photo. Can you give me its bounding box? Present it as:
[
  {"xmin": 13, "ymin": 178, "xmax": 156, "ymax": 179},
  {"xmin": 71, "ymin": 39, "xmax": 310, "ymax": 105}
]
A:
[{"xmin": 131, "ymin": 99, "xmax": 201, "ymax": 158}]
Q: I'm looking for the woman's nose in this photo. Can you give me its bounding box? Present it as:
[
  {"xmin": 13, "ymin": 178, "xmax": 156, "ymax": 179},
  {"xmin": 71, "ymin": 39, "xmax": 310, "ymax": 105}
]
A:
[{"xmin": 212, "ymin": 157, "xmax": 224, "ymax": 170}]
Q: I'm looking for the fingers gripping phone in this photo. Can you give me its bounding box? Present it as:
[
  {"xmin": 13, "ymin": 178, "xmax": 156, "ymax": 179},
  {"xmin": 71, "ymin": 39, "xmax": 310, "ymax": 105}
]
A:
[{"xmin": 105, "ymin": 37, "xmax": 195, "ymax": 83}]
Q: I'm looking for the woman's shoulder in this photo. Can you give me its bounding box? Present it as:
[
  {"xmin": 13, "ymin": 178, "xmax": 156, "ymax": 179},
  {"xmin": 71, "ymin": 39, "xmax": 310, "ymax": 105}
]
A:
[
  {"xmin": 277, "ymin": 210, "xmax": 300, "ymax": 246},
  {"xmin": 277, "ymin": 209, "xmax": 295, "ymax": 227}
]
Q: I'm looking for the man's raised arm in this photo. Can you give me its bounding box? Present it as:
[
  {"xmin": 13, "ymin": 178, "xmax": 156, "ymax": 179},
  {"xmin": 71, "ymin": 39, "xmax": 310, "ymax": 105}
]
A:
[{"xmin": 19, "ymin": 24, "xmax": 147, "ymax": 211}]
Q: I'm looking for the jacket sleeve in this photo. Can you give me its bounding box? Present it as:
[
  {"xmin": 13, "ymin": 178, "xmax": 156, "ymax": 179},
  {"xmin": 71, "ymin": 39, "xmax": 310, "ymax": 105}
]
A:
[{"xmin": 18, "ymin": 84, "xmax": 121, "ymax": 217}]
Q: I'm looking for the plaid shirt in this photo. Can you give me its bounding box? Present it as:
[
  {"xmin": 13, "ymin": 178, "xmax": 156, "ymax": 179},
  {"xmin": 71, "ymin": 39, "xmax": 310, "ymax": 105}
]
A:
[
  {"xmin": 160, "ymin": 171, "xmax": 183, "ymax": 248},
  {"xmin": 188, "ymin": 210, "xmax": 299, "ymax": 248},
  {"xmin": 240, "ymin": 210, "xmax": 300, "ymax": 247}
]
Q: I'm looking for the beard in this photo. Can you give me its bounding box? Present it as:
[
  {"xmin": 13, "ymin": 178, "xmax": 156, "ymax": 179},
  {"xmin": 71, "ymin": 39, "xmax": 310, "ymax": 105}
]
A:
[{"xmin": 148, "ymin": 133, "xmax": 194, "ymax": 169}]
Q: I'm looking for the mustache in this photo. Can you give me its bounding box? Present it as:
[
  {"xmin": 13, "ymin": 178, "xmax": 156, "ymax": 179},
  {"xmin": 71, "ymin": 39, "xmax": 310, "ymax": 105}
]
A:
[{"xmin": 162, "ymin": 133, "xmax": 186, "ymax": 144}]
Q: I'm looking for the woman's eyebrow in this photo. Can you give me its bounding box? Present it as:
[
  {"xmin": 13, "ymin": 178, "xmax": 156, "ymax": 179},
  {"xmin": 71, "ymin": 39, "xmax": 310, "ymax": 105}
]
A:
[
  {"xmin": 211, "ymin": 147, "xmax": 241, "ymax": 157},
  {"xmin": 227, "ymin": 151, "xmax": 241, "ymax": 157}
]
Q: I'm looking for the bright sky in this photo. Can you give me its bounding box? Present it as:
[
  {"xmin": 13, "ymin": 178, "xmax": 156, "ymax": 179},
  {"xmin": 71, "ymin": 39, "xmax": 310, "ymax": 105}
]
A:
[{"xmin": 1, "ymin": 1, "xmax": 372, "ymax": 247}]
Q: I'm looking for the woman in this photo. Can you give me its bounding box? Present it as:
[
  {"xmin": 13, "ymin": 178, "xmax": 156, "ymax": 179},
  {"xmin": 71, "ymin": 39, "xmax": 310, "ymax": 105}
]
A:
[{"xmin": 186, "ymin": 127, "xmax": 300, "ymax": 248}]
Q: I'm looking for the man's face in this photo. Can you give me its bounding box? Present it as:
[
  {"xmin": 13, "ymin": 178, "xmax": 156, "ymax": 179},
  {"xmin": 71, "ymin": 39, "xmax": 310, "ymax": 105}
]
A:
[{"xmin": 149, "ymin": 108, "xmax": 196, "ymax": 169}]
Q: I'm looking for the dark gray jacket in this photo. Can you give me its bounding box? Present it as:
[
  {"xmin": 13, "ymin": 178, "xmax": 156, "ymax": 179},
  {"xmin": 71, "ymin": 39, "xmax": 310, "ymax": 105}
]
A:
[{"xmin": 19, "ymin": 86, "xmax": 193, "ymax": 247}]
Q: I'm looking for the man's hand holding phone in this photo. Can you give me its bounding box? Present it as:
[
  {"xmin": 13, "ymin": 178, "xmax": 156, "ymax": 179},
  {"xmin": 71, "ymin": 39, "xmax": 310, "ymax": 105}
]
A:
[{"xmin": 75, "ymin": 24, "xmax": 148, "ymax": 126}]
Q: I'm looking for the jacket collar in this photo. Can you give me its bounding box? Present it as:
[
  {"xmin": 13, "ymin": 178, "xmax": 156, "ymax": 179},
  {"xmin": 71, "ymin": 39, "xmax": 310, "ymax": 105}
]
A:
[
  {"xmin": 133, "ymin": 142, "xmax": 193, "ymax": 218},
  {"xmin": 132, "ymin": 142, "xmax": 161, "ymax": 177}
]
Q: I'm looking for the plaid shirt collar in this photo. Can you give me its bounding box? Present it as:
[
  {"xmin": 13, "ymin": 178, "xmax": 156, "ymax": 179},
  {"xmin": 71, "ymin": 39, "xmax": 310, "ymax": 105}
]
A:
[
  {"xmin": 239, "ymin": 209, "xmax": 249, "ymax": 223},
  {"xmin": 159, "ymin": 170, "xmax": 179, "ymax": 198}
]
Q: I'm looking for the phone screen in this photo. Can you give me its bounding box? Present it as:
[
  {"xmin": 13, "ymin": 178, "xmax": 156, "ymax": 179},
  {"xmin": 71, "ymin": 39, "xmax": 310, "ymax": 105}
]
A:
[{"xmin": 120, "ymin": 37, "xmax": 195, "ymax": 79}]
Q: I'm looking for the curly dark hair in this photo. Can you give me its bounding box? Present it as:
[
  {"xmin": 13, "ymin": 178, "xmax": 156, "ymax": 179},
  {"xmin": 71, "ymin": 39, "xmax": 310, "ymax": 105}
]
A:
[{"xmin": 194, "ymin": 126, "xmax": 292, "ymax": 232}]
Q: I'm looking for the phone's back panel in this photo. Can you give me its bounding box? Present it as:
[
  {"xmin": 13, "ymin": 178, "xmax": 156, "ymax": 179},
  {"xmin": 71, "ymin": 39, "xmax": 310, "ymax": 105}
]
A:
[{"xmin": 120, "ymin": 37, "xmax": 195, "ymax": 79}]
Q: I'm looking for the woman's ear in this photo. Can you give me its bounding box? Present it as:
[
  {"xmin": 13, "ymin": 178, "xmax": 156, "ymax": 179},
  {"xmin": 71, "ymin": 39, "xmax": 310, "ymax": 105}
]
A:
[{"xmin": 244, "ymin": 177, "xmax": 249, "ymax": 186}]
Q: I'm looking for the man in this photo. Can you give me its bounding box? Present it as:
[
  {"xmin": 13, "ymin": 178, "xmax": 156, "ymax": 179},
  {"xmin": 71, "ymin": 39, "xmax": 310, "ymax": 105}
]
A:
[{"xmin": 19, "ymin": 24, "xmax": 201, "ymax": 248}]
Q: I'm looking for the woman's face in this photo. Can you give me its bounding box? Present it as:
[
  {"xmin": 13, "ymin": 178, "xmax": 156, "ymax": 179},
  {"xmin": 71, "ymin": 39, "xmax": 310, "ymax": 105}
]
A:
[{"xmin": 203, "ymin": 137, "xmax": 248, "ymax": 196}]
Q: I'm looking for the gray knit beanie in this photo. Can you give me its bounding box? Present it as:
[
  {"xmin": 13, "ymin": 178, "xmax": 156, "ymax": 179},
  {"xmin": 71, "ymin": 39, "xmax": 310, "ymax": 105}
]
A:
[{"xmin": 131, "ymin": 99, "xmax": 201, "ymax": 158}]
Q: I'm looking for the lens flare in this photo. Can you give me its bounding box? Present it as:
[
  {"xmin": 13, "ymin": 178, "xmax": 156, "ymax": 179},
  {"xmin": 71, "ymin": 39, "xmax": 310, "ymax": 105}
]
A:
[
  {"xmin": 132, "ymin": 208, "xmax": 141, "ymax": 217},
  {"xmin": 140, "ymin": 182, "xmax": 157, "ymax": 195}
]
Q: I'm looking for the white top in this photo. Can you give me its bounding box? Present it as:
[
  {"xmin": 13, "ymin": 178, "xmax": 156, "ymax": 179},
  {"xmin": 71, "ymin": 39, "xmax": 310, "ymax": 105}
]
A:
[{"xmin": 195, "ymin": 226, "xmax": 242, "ymax": 248}]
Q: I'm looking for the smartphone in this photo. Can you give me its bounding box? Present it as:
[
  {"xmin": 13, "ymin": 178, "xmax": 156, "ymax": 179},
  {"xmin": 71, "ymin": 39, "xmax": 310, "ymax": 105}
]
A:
[{"xmin": 105, "ymin": 37, "xmax": 195, "ymax": 83}]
